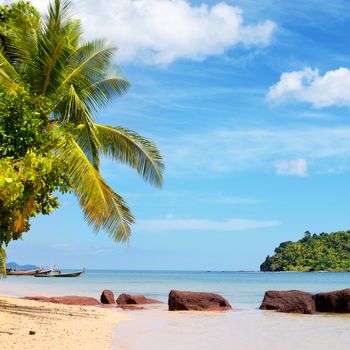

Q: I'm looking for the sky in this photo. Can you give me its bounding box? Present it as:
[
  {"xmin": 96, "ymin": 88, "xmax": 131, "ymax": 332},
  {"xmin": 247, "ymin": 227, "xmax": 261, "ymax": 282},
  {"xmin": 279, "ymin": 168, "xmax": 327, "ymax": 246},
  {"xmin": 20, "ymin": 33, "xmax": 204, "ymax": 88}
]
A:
[{"xmin": 5, "ymin": 0, "xmax": 350, "ymax": 270}]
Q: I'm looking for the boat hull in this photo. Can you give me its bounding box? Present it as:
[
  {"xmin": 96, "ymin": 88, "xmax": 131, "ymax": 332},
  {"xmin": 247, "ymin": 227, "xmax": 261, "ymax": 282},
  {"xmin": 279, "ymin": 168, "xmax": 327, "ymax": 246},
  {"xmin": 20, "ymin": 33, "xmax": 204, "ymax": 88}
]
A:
[
  {"xmin": 52, "ymin": 272, "xmax": 83, "ymax": 277},
  {"xmin": 7, "ymin": 269, "xmax": 42, "ymax": 276},
  {"xmin": 34, "ymin": 271, "xmax": 83, "ymax": 278}
]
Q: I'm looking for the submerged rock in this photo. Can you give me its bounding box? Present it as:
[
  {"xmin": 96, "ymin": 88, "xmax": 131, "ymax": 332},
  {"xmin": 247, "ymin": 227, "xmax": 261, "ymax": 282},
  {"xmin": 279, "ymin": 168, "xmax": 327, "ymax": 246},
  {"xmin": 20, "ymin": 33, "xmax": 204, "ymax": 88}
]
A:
[
  {"xmin": 313, "ymin": 289, "xmax": 350, "ymax": 313},
  {"xmin": 259, "ymin": 290, "xmax": 316, "ymax": 314},
  {"xmin": 168, "ymin": 290, "xmax": 232, "ymax": 311},
  {"xmin": 25, "ymin": 296, "xmax": 101, "ymax": 306},
  {"xmin": 116, "ymin": 293, "xmax": 161, "ymax": 305},
  {"xmin": 100, "ymin": 290, "xmax": 115, "ymax": 304}
]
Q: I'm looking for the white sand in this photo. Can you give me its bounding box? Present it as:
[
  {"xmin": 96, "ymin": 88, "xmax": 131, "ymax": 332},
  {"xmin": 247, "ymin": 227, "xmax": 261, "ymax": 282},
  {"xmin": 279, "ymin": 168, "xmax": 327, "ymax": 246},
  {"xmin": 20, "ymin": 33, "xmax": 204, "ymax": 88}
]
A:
[{"xmin": 0, "ymin": 296, "xmax": 128, "ymax": 350}]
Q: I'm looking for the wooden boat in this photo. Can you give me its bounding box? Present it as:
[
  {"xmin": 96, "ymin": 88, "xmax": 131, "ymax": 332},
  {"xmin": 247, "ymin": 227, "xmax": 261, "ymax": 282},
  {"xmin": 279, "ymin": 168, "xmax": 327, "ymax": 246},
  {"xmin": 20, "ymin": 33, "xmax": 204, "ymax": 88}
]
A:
[
  {"xmin": 34, "ymin": 270, "xmax": 84, "ymax": 278},
  {"xmin": 34, "ymin": 268, "xmax": 61, "ymax": 277},
  {"xmin": 53, "ymin": 271, "xmax": 83, "ymax": 278},
  {"xmin": 7, "ymin": 269, "xmax": 42, "ymax": 276},
  {"xmin": 33, "ymin": 269, "xmax": 52, "ymax": 275}
]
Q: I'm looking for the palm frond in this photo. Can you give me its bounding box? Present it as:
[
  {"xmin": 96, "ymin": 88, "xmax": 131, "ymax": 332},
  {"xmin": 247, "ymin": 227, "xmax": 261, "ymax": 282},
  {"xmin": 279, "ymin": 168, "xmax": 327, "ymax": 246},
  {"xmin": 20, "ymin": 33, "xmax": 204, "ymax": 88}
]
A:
[
  {"xmin": 60, "ymin": 40, "xmax": 116, "ymax": 87},
  {"xmin": 44, "ymin": 0, "xmax": 72, "ymax": 30},
  {"xmin": 60, "ymin": 137, "xmax": 134, "ymax": 242},
  {"xmin": 0, "ymin": 46, "xmax": 23, "ymax": 93},
  {"xmin": 53, "ymin": 42, "xmax": 129, "ymax": 115},
  {"xmin": 55, "ymin": 84, "xmax": 101, "ymax": 167},
  {"xmin": 38, "ymin": 33, "xmax": 66, "ymax": 95},
  {"xmin": 95, "ymin": 124, "xmax": 164, "ymax": 187},
  {"xmin": 82, "ymin": 74, "xmax": 130, "ymax": 112},
  {"xmin": 31, "ymin": 0, "xmax": 76, "ymax": 95},
  {"xmin": 59, "ymin": 83, "xmax": 93, "ymax": 122},
  {"xmin": 76, "ymin": 121, "xmax": 101, "ymax": 169}
]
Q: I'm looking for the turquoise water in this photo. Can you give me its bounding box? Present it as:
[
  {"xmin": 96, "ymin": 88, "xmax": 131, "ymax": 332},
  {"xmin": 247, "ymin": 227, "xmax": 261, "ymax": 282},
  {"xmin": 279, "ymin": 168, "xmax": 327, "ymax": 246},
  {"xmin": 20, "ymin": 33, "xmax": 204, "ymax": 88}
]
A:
[
  {"xmin": 1, "ymin": 271, "xmax": 349, "ymax": 350},
  {"xmin": 1, "ymin": 270, "xmax": 349, "ymax": 308}
]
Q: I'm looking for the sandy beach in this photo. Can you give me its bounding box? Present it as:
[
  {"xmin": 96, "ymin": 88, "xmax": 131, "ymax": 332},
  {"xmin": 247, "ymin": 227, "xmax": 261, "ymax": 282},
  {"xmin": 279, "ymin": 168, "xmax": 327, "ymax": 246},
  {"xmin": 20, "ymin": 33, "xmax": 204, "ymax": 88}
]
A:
[{"xmin": 0, "ymin": 296, "xmax": 128, "ymax": 350}]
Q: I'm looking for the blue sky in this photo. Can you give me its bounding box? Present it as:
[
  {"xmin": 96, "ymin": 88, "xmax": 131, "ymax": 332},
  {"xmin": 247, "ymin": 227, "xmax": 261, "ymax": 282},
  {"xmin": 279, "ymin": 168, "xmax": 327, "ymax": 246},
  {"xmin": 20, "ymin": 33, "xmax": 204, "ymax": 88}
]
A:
[{"xmin": 6, "ymin": 0, "xmax": 350, "ymax": 270}]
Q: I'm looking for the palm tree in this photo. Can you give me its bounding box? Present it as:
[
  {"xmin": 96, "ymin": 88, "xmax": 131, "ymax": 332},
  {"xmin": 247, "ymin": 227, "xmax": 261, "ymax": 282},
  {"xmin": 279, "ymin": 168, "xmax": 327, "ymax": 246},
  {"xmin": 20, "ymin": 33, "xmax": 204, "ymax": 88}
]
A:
[{"xmin": 0, "ymin": 0, "xmax": 164, "ymax": 244}]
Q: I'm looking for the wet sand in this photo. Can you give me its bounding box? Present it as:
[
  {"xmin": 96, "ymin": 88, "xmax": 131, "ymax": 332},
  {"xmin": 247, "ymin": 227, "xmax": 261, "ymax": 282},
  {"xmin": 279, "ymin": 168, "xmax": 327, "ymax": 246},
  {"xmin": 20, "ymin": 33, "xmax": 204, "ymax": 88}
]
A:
[{"xmin": 113, "ymin": 307, "xmax": 350, "ymax": 350}]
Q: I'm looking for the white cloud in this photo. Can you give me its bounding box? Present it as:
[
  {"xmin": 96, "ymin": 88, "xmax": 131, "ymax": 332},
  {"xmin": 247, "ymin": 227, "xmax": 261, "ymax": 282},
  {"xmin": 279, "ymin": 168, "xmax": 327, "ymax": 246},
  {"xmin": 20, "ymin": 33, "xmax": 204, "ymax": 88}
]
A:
[
  {"xmin": 135, "ymin": 217, "xmax": 281, "ymax": 232},
  {"xmin": 29, "ymin": 0, "xmax": 276, "ymax": 65},
  {"xmin": 159, "ymin": 126, "xmax": 350, "ymax": 176},
  {"xmin": 27, "ymin": 0, "xmax": 48, "ymax": 12},
  {"xmin": 274, "ymin": 158, "xmax": 308, "ymax": 177},
  {"xmin": 267, "ymin": 67, "xmax": 350, "ymax": 107}
]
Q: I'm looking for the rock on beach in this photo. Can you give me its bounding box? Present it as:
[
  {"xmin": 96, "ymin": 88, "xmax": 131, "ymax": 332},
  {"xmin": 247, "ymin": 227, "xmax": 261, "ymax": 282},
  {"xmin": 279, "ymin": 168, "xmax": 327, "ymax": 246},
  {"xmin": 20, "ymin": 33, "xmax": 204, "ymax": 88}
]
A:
[
  {"xmin": 313, "ymin": 288, "xmax": 350, "ymax": 313},
  {"xmin": 100, "ymin": 290, "xmax": 115, "ymax": 304},
  {"xmin": 168, "ymin": 290, "xmax": 232, "ymax": 311},
  {"xmin": 259, "ymin": 290, "xmax": 316, "ymax": 314}
]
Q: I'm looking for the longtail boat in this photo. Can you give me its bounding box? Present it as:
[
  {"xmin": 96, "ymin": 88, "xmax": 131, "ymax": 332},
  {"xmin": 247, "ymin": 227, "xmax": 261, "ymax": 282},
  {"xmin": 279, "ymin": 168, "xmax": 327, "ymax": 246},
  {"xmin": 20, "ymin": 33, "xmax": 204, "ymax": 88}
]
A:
[
  {"xmin": 34, "ymin": 270, "xmax": 84, "ymax": 278},
  {"xmin": 53, "ymin": 271, "xmax": 83, "ymax": 277},
  {"xmin": 33, "ymin": 269, "xmax": 53, "ymax": 275}
]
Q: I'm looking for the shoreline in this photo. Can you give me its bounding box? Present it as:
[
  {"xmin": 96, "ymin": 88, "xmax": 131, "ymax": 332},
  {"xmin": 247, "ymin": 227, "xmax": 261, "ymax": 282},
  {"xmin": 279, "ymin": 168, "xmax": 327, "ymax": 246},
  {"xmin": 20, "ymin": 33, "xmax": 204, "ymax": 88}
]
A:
[
  {"xmin": 1, "ymin": 291, "xmax": 350, "ymax": 350},
  {"xmin": 0, "ymin": 295, "xmax": 128, "ymax": 350},
  {"xmin": 1, "ymin": 271, "xmax": 349, "ymax": 349}
]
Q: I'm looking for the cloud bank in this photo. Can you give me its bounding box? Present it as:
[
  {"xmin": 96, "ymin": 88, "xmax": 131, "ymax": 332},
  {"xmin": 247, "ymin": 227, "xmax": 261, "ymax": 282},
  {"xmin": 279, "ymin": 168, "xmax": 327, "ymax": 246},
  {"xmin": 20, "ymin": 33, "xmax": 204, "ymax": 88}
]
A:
[
  {"xmin": 30, "ymin": 0, "xmax": 276, "ymax": 65},
  {"xmin": 267, "ymin": 67, "xmax": 350, "ymax": 107}
]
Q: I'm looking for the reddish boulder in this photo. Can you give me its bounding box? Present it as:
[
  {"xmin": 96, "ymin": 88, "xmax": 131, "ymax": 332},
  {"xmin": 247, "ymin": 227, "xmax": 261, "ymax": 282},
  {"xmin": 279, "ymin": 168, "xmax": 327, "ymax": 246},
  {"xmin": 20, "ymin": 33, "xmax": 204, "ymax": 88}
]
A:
[
  {"xmin": 25, "ymin": 296, "xmax": 101, "ymax": 306},
  {"xmin": 116, "ymin": 293, "xmax": 161, "ymax": 305},
  {"xmin": 100, "ymin": 290, "xmax": 115, "ymax": 304},
  {"xmin": 313, "ymin": 289, "xmax": 350, "ymax": 313},
  {"xmin": 259, "ymin": 290, "xmax": 316, "ymax": 314},
  {"xmin": 168, "ymin": 290, "xmax": 232, "ymax": 311}
]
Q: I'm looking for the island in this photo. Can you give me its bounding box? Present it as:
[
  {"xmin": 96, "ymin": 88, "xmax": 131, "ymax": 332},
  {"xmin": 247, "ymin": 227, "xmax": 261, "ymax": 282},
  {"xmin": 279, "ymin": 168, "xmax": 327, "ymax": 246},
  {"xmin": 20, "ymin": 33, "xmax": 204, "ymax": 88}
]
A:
[
  {"xmin": 260, "ymin": 231, "xmax": 350, "ymax": 272},
  {"xmin": 6, "ymin": 262, "xmax": 39, "ymax": 271}
]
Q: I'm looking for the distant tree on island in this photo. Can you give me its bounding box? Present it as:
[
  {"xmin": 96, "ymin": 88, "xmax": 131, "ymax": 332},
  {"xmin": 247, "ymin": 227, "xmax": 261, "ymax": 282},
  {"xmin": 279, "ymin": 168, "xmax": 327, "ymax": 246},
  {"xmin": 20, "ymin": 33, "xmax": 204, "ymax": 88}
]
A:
[
  {"xmin": 260, "ymin": 231, "xmax": 350, "ymax": 272},
  {"xmin": 0, "ymin": 0, "xmax": 164, "ymax": 272}
]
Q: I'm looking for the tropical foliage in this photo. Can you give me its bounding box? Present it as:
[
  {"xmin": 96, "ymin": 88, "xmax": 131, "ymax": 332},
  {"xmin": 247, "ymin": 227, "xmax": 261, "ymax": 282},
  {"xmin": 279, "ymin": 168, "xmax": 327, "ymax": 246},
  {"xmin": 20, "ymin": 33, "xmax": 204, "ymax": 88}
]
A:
[
  {"xmin": 0, "ymin": 0, "xmax": 164, "ymax": 270},
  {"xmin": 0, "ymin": 92, "xmax": 70, "ymax": 245},
  {"xmin": 260, "ymin": 231, "xmax": 350, "ymax": 272}
]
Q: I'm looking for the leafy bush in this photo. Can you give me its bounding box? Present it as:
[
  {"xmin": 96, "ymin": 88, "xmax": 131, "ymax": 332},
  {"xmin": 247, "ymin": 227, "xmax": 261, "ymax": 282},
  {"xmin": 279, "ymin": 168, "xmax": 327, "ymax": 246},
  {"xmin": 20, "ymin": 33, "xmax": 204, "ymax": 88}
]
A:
[{"xmin": 0, "ymin": 92, "xmax": 69, "ymax": 247}]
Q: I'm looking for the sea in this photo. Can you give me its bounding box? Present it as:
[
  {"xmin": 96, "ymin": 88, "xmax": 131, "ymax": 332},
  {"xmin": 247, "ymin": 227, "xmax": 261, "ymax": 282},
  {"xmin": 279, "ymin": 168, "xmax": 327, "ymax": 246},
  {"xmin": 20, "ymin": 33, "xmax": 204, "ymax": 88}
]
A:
[{"xmin": 1, "ymin": 270, "xmax": 349, "ymax": 350}]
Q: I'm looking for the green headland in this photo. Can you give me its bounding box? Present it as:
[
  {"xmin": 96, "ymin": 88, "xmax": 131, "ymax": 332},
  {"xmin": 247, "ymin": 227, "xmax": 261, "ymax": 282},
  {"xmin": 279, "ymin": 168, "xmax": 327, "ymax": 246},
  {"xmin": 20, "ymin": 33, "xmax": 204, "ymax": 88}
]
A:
[{"xmin": 260, "ymin": 231, "xmax": 350, "ymax": 272}]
